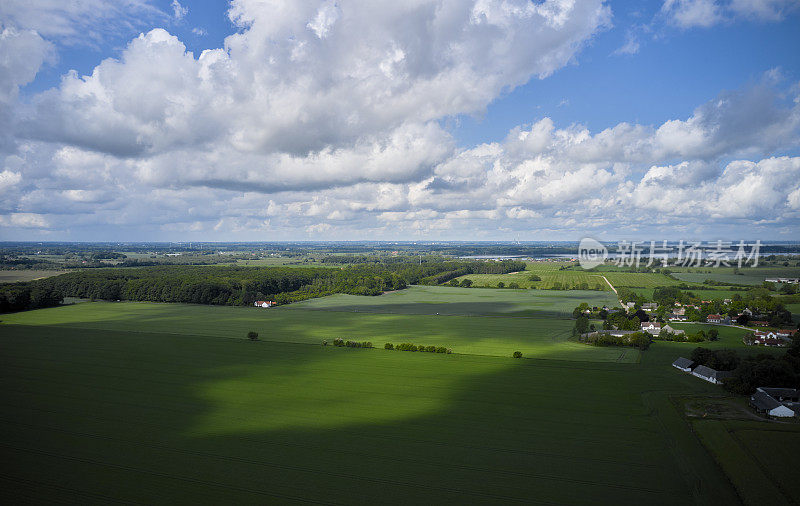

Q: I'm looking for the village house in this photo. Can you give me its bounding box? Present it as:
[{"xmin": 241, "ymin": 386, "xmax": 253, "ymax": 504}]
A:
[
  {"xmin": 672, "ymin": 357, "xmax": 694, "ymax": 372},
  {"xmin": 641, "ymin": 321, "xmax": 662, "ymax": 335},
  {"xmin": 706, "ymin": 314, "xmax": 722, "ymax": 324},
  {"xmin": 641, "ymin": 302, "xmax": 657, "ymax": 312},
  {"xmin": 750, "ymin": 388, "xmax": 798, "ymax": 418},
  {"xmin": 253, "ymin": 301, "xmax": 275, "ymax": 308},
  {"xmin": 668, "ymin": 313, "xmax": 688, "ymax": 321},
  {"xmin": 752, "ymin": 330, "xmax": 792, "ymax": 347},
  {"xmin": 750, "ymin": 320, "xmax": 770, "ymax": 327},
  {"xmin": 672, "ymin": 307, "xmax": 686, "ymax": 316},
  {"xmin": 691, "ymin": 365, "xmax": 733, "ymax": 385}
]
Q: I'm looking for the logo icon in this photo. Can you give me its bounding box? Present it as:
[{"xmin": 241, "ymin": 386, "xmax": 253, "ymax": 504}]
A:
[{"xmin": 578, "ymin": 238, "xmax": 607, "ymax": 270}]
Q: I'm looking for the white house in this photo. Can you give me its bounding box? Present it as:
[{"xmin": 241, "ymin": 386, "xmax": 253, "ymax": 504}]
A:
[
  {"xmin": 254, "ymin": 300, "xmax": 275, "ymax": 308},
  {"xmin": 641, "ymin": 303, "xmax": 657, "ymax": 312},
  {"xmin": 641, "ymin": 321, "xmax": 661, "ymax": 335}
]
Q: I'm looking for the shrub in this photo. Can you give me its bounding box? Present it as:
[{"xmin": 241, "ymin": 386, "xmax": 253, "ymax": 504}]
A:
[
  {"xmin": 497, "ymin": 282, "xmax": 505, "ymax": 288},
  {"xmin": 396, "ymin": 343, "xmax": 418, "ymax": 352},
  {"xmin": 425, "ymin": 345, "xmax": 436, "ymax": 353},
  {"xmin": 446, "ymin": 348, "xmax": 453, "ymax": 354},
  {"xmin": 362, "ymin": 341, "xmax": 373, "ymax": 348},
  {"xmin": 435, "ymin": 347, "xmax": 447, "ymax": 353},
  {"xmin": 384, "ymin": 342, "xmax": 394, "ymax": 350},
  {"xmin": 513, "ymin": 351, "xmax": 523, "ymax": 358},
  {"xmin": 247, "ymin": 331, "xmax": 259, "ymax": 341},
  {"xmin": 322, "ymin": 339, "xmax": 328, "ymax": 346},
  {"xmin": 333, "ymin": 338, "xmax": 345, "ymax": 347}
]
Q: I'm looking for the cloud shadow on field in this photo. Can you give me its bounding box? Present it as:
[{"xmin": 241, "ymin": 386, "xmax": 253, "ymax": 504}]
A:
[{"xmin": 0, "ymin": 323, "xmax": 743, "ymax": 504}]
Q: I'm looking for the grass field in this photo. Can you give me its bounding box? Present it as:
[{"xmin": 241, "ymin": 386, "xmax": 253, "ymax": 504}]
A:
[
  {"xmin": 0, "ymin": 287, "xmax": 628, "ymax": 361},
  {"xmin": 0, "ymin": 270, "xmax": 66, "ymax": 283},
  {"xmin": 1, "ymin": 287, "xmax": 798, "ymax": 504},
  {"xmin": 0, "ymin": 322, "xmax": 742, "ymax": 505}
]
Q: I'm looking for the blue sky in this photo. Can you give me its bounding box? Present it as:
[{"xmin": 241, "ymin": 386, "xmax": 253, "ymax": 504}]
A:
[{"xmin": 2, "ymin": 0, "xmax": 800, "ymax": 241}]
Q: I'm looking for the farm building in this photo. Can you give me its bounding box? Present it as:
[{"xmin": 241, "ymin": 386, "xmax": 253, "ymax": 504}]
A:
[
  {"xmin": 750, "ymin": 388, "xmax": 797, "ymax": 418},
  {"xmin": 668, "ymin": 313, "xmax": 688, "ymax": 321},
  {"xmin": 661, "ymin": 324, "xmax": 684, "ymax": 336},
  {"xmin": 672, "ymin": 357, "xmax": 695, "ymax": 372},
  {"xmin": 641, "ymin": 303, "xmax": 657, "ymax": 312},
  {"xmin": 253, "ymin": 301, "xmax": 275, "ymax": 308},
  {"xmin": 691, "ymin": 365, "xmax": 733, "ymax": 385}
]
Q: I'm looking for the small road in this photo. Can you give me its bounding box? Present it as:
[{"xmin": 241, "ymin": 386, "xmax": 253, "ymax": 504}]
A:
[{"xmin": 591, "ymin": 274, "xmax": 623, "ymax": 307}]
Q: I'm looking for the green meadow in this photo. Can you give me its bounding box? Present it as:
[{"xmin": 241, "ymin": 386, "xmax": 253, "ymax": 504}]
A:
[
  {"xmin": 452, "ymin": 263, "xmax": 678, "ymax": 290},
  {"xmin": 1, "ymin": 286, "xmax": 798, "ymax": 504}
]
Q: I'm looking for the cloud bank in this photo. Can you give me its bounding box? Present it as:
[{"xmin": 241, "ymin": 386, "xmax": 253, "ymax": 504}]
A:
[{"xmin": 0, "ymin": 0, "xmax": 799, "ymax": 240}]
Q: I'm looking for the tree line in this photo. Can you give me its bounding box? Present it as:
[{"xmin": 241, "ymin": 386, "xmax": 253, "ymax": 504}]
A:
[{"xmin": 0, "ymin": 259, "xmax": 524, "ymax": 312}]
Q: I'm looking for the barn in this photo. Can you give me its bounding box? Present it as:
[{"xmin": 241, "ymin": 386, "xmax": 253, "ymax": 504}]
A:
[
  {"xmin": 750, "ymin": 389, "xmax": 797, "ymax": 418},
  {"xmin": 672, "ymin": 357, "xmax": 695, "ymax": 373}
]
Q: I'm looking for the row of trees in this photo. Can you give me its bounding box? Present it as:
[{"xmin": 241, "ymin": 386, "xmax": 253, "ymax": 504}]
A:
[{"xmin": 385, "ymin": 343, "xmax": 452, "ymax": 353}]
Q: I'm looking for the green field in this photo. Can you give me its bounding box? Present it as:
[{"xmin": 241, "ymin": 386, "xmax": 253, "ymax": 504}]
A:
[
  {"xmin": 0, "ymin": 288, "xmax": 627, "ymax": 361},
  {"xmin": 670, "ymin": 266, "xmax": 800, "ymax": 286},
  {"xmin": 453, "ymin": 264, "xmax": 678, "ymax": 291},
  {"xmin": 290, "ymin": 285, "xmax": 618, "ymax": 317},
  {"xmin": 1, "ymin": 287, "xmax": 798, "ymax": 504}
]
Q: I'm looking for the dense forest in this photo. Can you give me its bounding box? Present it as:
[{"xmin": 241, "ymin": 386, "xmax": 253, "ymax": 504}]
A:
[{"xmin": 0, "ymin": 260, "xmax": 525, "ymax": 312}]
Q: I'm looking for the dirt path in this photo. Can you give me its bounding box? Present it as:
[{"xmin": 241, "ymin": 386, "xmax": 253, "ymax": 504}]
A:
[{"xmin": 591, "ymin": 274, "xmax": 623, "ymax": 307}]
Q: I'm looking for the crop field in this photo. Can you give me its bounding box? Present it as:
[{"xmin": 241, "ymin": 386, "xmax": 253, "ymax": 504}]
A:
[
  {"xmin": 693, "ymin": 421, "xmax": 800, "ymax": 505},
  {"xmin": 290, "ymin": 285, "xmax": 618, "ymax": 317},
  {"xmin": 0, "ymin": 290, "xmax": 628, "ymax": 362},
  {"xmin": 670, "ymin": 266, "xmax": 800, "ymax": 286},
  {"xmin": 453, "ymin": 265, "xmax": 678, "ymax": 290},
  {"xmin": 1, "ymin": 320, "xmax": 749, "ymax": 505},
  {"xmin": 0, "ymin": 270, "xmax": 66, "ymax": 283},
  {"xmin": 2, "ymin": 287, "xmax": 798, "ymax": 504}
]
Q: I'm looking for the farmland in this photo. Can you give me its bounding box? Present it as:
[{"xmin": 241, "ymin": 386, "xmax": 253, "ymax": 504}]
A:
[
  {"xmin": 451, "ymin": 262, "xmax": 679, "ymax": 290},
  {"xmin": 0, "ymin": 288, "xmax": 627, "ymax": 361},
  {"xmin": 0, "ymin": 315, "xmax": 733, "ymax": 504},
  {"xmin": 1, "ymin": 286, "xmax": 798, "ymax": 504},
  {"xmin": 670, "ymin": 266, "xmax": 800, "ymax": 286},
  {"xmin": 0, "ymin": 270, "xmax": 65, "ymax": 283}
]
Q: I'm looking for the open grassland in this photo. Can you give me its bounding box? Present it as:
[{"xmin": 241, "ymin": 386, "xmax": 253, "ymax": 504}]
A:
[
  {"xmin": 0, "ymin": 270, "xmax": 66, "ymax": 283},
  {"xmin": 0, "ymin": 291, "xmax": 630, "ymax": 362},
  {"xmin": 1, "ymin": 322, "xmax": 752, "ymax": 505}
]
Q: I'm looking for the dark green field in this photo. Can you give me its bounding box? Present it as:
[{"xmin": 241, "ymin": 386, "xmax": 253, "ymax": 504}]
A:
[{"xmin": 1, "ymin": 289, "xmax": 798, "ymax": 504}]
